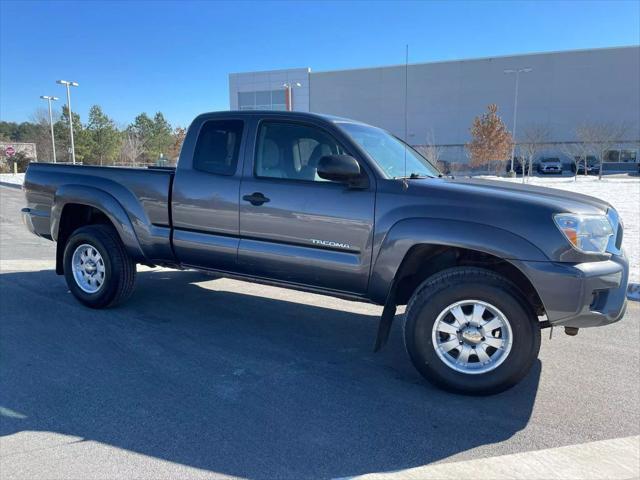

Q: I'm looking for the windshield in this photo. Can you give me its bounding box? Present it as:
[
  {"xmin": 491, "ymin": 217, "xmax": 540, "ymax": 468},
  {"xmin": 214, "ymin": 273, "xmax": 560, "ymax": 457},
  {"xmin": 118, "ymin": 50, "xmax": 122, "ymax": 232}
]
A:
[{"xmin": 338, "ymin": 122, "xmax": 440, "ymax": 179}]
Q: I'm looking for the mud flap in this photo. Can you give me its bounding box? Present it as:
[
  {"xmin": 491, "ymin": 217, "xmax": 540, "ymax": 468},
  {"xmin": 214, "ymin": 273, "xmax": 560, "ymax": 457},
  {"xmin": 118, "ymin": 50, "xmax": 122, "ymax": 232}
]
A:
[
  {"xmin": 56, "ymin": 240, "xmax": 65, "ymax": 274},
  {"xmin": 373, "ymin": 290, "xmax": 397, "ymax": 352}
]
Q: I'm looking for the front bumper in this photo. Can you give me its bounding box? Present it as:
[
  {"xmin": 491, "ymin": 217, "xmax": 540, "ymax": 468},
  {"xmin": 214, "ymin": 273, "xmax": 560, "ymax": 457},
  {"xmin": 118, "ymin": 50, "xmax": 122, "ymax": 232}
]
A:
[{"xmin": 515, "ymin": 253, "xmax": 629, "ymax": 328}]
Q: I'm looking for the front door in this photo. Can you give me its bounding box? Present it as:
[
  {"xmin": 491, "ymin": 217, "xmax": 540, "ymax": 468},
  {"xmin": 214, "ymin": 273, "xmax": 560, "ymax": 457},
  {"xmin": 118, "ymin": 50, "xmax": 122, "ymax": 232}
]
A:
[{"xmin": 238, "ymin": 119, "xmax": 375, "ymax": 295}]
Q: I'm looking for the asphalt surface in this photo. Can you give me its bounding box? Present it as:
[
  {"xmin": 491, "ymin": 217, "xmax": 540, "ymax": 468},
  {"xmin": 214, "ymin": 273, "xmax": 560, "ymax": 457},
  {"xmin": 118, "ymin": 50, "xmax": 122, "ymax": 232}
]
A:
[{"xmin": 1, "ymin": 183, "xmax": 639, "ymax": 479}]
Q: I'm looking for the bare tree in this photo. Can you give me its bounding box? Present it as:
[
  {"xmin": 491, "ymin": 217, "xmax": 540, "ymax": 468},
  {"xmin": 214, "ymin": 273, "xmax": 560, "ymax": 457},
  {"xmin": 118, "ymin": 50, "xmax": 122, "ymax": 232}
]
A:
[
  {"xmin": 420, "ymin": 130, "xmax": 443, "ymax": 162},
  {"xmin": 559, "ymin": 141, "xmax": 591, "ymax": 182},
  {"xmin": 576, "ymin": 122, "xmax": 628, "ymax": 180},
  {"xmin": 416, "ymin": 129, "xmax": 447, "ymax": 173},
  {"xmin": 120, "ymin": 131, "xmax": 144, "ymax": 166},
  {"xmin": 518, "ymin": 124, "xmax": 551, "ymax": 183},
  {"xmin": 29, "ymin": 108, "xmax": 57, "ymax": 162}
]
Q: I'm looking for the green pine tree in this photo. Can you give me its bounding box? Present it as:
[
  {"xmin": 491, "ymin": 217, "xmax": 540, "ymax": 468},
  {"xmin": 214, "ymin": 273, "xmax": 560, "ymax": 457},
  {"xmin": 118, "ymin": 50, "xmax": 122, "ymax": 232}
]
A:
[{"xmin": 87, "ymin": 105, "xmax": 120, "ymax": 165}]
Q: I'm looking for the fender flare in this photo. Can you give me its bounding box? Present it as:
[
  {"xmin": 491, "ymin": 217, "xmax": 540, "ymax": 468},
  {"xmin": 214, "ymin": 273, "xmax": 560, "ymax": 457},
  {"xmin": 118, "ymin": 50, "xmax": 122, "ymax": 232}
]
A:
[
  {"xmin": 369, "ymin": 218, "xmax": 548, "ymax": 351},
  {"xmin": 51, "ymin": 184, "xmax": 146, "ymax": 263},
  {"xmin": 369, "ymin": 217, "xmax": 548, "ymax": 304}
]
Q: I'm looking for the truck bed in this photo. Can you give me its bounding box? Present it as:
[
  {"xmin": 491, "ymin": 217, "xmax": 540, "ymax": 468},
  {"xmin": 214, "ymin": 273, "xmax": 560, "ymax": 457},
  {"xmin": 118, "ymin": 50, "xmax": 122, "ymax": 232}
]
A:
[{"xmin": 23, "ymin": 163, "xmax": 175, "ymax": 263}]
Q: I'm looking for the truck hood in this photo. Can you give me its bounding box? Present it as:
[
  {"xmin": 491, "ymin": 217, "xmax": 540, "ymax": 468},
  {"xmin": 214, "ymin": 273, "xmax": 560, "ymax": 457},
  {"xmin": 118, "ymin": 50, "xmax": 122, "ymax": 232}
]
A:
[
  {"xmin": 394, "ymin": 176, "xmax": 614, "ymax": 263},
  {"xmin": 439, "ymin": 177, "xmax": 611, "ymax": 214}
]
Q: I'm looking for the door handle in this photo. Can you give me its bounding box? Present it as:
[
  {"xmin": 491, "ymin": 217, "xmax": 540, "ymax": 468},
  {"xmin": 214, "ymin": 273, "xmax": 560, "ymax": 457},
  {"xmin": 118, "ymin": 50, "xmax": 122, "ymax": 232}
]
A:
[{"xmin": 242, "ymin": 192, "xmax": 270, "ymax": 206}]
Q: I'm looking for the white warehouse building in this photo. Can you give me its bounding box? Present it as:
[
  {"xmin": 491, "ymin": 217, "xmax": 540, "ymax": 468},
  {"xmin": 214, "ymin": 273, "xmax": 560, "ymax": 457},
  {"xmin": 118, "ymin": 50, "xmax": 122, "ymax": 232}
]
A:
[{"xmin": 229, "ymin": 46, "xmax": 640, "ymax": 170}]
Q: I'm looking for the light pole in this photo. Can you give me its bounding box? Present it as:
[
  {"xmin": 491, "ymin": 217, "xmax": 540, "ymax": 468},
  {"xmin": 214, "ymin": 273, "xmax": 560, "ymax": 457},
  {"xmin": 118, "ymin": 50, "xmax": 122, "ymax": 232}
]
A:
[
  {"xmin": 40, "ymin": 95, "xmax": 59, "ymax": 163},
  {"xmin": 56, "ymin": 80, "xmax": 79, "ymax": 164},
  {"xmin": 282, "ymin": 82, "xmax": 302, "ymax": 111},
  {"xmin": 504, "ymin": 68, "xmax": 532, "ymax": 173}
]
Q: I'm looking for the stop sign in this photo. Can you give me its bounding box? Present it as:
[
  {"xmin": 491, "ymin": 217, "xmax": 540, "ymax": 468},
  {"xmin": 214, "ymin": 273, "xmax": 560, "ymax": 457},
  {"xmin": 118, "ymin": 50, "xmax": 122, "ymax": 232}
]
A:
[{"xmin": 5, "ymin": 146, "xmax": 16, "ymax": 157}]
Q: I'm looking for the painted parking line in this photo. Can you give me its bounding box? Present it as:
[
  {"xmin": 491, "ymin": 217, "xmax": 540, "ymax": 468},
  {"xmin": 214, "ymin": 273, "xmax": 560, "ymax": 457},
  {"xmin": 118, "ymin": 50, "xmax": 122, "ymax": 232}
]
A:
[{"xmin": 345, "ymin": 435, "xmax": 640, "ymax": 480}]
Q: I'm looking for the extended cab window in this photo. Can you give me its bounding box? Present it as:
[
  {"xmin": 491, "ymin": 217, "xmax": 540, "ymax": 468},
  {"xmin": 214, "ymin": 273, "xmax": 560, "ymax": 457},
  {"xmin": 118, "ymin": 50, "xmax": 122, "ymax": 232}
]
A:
[
  {"xmin": 255, "ymin": 122, "xmax": 346, "ymax": 181},
  {"xmin": 193, "ymin": 120, "xmax": 244, "ymax": 175}
]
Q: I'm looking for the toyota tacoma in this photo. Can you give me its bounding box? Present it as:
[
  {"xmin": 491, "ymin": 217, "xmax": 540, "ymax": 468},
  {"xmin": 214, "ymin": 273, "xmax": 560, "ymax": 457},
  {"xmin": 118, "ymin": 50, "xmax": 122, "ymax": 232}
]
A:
[{"xmin": 21, "ymin": 111, "xmax": 629, "ymax": 395}]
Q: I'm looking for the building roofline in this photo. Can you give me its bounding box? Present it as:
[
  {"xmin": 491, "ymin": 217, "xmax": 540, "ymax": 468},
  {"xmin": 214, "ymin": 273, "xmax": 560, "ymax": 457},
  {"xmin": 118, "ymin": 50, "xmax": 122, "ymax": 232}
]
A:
[
  {"xmin": 229, "ymin": 67, "xmax": 311, "ymax": 77},
  {"xmin": 311, "ymin": 44, "xmax": 640, "ymax": 75},
  {"xmin": 227, "ymin": 45, "xmax": 639, "ymax": 83}
]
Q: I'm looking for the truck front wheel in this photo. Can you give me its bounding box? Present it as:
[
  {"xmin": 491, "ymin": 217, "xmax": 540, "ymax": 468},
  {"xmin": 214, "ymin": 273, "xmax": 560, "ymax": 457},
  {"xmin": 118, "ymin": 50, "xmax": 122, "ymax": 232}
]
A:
[
  {"xmin": 63, "ymin": 225, "xmax": 136, "ymax": 309},
  {"xmin": 404, "ymin": 267, "xmax": 540, "ymax": 395}
]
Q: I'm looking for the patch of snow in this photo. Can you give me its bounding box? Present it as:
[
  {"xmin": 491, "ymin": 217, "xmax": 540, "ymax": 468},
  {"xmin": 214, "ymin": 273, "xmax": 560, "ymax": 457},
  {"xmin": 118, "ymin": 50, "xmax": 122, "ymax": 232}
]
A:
[
  {"xmin": 0, "ymin": 173, "xmax": 25, "ymax": 186},
  {"xmin": 480, "ymin": 175, "xmax": 640, "ymax": 284}
]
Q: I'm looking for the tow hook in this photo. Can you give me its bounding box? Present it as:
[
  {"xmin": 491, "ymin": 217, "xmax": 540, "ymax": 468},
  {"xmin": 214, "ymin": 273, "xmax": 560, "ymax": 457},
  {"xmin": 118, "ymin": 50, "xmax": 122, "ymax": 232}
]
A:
[{"xmin": 564, "ymin": 327, "xmax": 579, "ymax": 336}]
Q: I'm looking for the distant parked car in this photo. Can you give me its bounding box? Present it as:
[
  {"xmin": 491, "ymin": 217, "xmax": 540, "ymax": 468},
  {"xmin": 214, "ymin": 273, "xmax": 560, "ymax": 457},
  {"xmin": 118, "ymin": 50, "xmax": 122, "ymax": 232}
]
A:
[
  {"xmin": 506, "ymin": 158, "xmax": 530, "ymax": 175},
  {"xmin": 538, "ymin": 157, "xmax": 563, "ymax": 174},
  {"xmin": 571, "ymin": 156, "xmax": 598, "ymax": 175}
]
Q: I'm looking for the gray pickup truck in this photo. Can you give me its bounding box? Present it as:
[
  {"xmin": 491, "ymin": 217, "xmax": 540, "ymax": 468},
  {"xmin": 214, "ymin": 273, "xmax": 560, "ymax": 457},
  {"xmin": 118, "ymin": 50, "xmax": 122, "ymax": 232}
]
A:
[{"xmin": 22, "ymin": 111, "xmax": 629, "ymax": 395}]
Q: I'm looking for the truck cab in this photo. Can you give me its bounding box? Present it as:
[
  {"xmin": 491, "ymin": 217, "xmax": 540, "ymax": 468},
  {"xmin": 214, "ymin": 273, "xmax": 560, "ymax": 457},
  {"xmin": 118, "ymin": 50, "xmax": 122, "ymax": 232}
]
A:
[{"xmin": 171, "ymin": 112, "xmax": 378, "ymax": 295}]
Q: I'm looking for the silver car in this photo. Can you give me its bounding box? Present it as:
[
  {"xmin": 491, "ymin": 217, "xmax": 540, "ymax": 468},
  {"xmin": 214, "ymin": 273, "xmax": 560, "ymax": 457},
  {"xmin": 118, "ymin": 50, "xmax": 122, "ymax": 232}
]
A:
[{"xmin": 538, "ymin": 157, "xmax": 563, "ymax": 174}]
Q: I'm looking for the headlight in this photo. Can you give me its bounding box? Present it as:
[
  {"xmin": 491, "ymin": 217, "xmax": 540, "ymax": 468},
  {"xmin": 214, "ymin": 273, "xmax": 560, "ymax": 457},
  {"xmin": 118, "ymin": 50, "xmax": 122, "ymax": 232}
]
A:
[{"xmin": 554, "ymin": 213, "xmax": 614, "ymax": 254}]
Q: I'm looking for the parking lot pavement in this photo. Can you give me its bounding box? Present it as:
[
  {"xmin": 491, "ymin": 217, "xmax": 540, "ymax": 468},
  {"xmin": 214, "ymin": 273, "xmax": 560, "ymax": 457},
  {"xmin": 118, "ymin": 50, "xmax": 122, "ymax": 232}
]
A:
[{"xmin": 1, "ymin": 184, "xmax": 639, "ymax": 479}]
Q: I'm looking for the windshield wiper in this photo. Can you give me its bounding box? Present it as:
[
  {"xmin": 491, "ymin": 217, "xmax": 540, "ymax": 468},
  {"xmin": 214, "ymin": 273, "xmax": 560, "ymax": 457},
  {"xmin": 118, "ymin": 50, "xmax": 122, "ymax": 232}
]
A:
[
  {"xmin": 394, "ymin": 172, "xmax": 437, "ymax": 180},
  {"xmin": 394, "ymin": 173, "xmax": 433, "ymax": 180}
]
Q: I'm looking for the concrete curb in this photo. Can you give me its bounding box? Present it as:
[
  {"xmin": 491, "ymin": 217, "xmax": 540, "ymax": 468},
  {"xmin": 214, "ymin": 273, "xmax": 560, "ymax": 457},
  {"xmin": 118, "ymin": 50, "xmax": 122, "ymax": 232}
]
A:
[{"xmin": 342, "ymin": 435, "xmax": 640, "ymax": 480}]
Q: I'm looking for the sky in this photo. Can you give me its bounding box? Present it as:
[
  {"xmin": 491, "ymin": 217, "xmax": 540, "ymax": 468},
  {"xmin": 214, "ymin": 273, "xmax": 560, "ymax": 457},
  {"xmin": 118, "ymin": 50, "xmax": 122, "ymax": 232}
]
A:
[{"xmin": 1, "ymin": 0, "xmax": 639, "ymax": 128}]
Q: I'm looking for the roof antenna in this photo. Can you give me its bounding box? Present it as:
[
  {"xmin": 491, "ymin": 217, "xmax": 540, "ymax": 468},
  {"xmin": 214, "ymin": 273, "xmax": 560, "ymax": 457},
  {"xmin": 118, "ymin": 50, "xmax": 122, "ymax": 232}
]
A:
[{"xmin": 402, "ymin": 44, "xmax": 409, "ymax": 190}]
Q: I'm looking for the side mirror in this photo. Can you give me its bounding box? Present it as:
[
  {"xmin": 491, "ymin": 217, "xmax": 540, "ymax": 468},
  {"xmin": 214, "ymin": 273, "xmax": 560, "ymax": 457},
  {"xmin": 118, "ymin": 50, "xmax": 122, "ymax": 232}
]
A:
[{"xmin": 317, "ymin": 155, "xmax": 366, "ymax": 187}]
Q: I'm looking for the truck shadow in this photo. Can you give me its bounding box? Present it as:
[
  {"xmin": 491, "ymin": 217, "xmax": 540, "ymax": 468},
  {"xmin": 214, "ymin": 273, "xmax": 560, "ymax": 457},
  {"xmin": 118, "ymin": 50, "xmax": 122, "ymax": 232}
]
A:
[{"xmin": 1, "ymin": 268, "xmax": 541, "ymax": 479}]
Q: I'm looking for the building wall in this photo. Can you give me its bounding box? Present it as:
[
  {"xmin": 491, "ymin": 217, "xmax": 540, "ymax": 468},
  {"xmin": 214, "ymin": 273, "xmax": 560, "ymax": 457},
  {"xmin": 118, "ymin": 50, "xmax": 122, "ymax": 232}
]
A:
[
  {"xmin": 309, "ymin": 46, "xmax": 640, "ymax": 162},
  {"xmin": 229, "ymin": 68, "xmax": 310, "ymax": 112},
  {"xmin": 229, "ymin": 47, "xmax": 640, "ymax": 167}
]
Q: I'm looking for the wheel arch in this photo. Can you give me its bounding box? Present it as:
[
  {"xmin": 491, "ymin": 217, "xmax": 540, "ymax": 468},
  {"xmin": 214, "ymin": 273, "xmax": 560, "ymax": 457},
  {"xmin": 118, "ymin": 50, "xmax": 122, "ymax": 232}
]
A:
[
  {"xmin": 392, "ymin": 245, "xmax": 544, "ymax": 314},
  {"xmin": 369, "ymin": 218, "xmax": 548, "ymax": 305},
  {"xmin": 52, "ymin": 185, "xmax": 145, "ymax": 274},
  {"xmin": 370, "ymin": 218, "xmax": 548, "ymax": 351}
]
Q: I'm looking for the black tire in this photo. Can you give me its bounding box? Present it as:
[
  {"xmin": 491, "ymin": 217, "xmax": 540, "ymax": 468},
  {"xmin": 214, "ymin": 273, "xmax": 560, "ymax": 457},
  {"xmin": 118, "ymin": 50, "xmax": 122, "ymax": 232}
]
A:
[
  {"xmin": 63, "ymin": 224, "xmax": 136, "ymax": 309},
  {"xmin": 404, "ymin": 267, "xmax": 540, "ymax": 395}
]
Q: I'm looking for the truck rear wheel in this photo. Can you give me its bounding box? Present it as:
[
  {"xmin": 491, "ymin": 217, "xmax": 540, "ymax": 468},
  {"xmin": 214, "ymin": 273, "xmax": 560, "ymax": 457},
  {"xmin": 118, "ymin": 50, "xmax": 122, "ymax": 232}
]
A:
[
  {"xmin": 63, "ymin": 225, "xmax": 136, "ymax": 309},
  {"xmin": 404, "ymin": 267, "xmax": 540, "ymax": 395}
]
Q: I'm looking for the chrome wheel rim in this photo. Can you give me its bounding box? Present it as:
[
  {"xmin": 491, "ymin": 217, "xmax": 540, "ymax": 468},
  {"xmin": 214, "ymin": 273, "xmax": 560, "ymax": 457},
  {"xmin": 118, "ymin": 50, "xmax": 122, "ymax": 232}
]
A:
[
  {"xmin": 71, "ymin": 243, "xmax": 106, "ymax": 294},
  {"xmin": 431, "ymin": 300, "xmax": 513, "ymax": 375}
]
